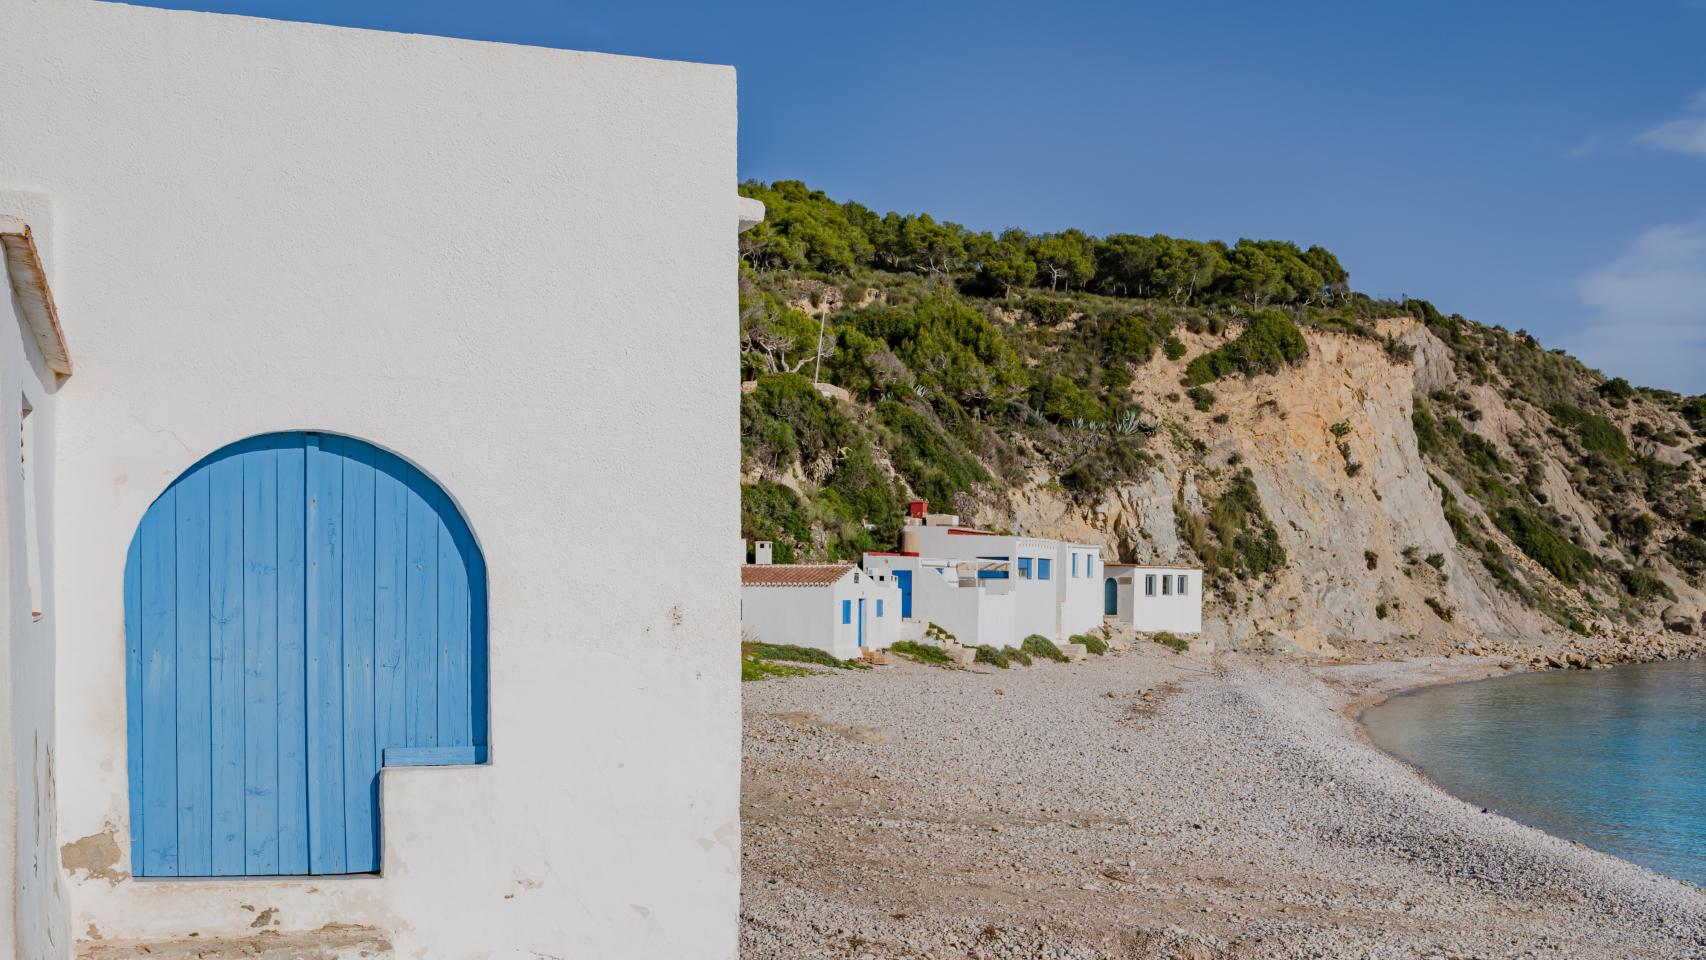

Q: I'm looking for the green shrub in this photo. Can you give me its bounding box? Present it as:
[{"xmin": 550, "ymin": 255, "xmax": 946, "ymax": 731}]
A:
[
  {"xmin": 1425, "ymin": 553, "xmax": 1445, "ymax": 570},
  {"xmin": 1412, "ymin": 398, "xmax": 1444, "ymax": 456},
  {"xmin": 875, "ymin": 399, "xmax": 990, "ymax": 507},
  {"xmin": 1100, "ymin": 313, "xmax": 1167, "ymax": 365},
  {"xmin": 1549, "ymin": 404, "xmax": 1629, "ymax": 460},
  {"xmin": 1071, "ymin": 632, "xmax": 1108, "ymax": 655},
  {"xmin": 1673, "ymin": 536, "xmax": 1706, "ymax": 575},
  {"xmin": 1184, "ymin": 312, "xmax": 1308, "ymax": 385},
  {"xmin": 1022, "ymin": 296, "xmax": 1073, "ymax": 325},
  {"xmin": 1424, "ymin": 597, "xmax": 1455, "ymax": 622},
  {"xmin": 742, "ymin": 657, "xmax": 814, "ymax": 681},
  {"xmin": 741, "ymin": 482, "xmax": 811, "ymax": 564},
  {"xmin": 1618, "ymin": 565, "xmax": 1675, "ymax": 602},
  {"xmin": 1003, "ymin": 644, "xmax": 1032, "ymax": 666},
  {"xmin": 974, "ymin": 644, "xmax": 1010, "ymax": 668},
  {"xmin": 1163, "ymin": 335, "xmax": 1187, "ymax": 361},
  {"xmin": 1494, "ymin": 507, "xmax": 1595, "ymax": 584},
  {"xmin": 889, "ymin": 640, "xmax": 956, "ymax": 667},
  {"xmin": 1186, "ymin": 386, "xmax": 1216, "ymax": 411},
  {"xmin": 747, "ymin": 642, "xmax": 861, "ymax": 669},
  {"xmin": 1020, "ymin": 634, "xmax": 1069, "ymax": 662},
  {"xmin": 1153, "ymin": 632, "xmax": 1189, "ymax": 654}
]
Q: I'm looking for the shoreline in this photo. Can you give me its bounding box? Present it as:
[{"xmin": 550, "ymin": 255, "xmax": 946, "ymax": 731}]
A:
[
  {"xmin": 741, "ymin": 646, "xmax": 1706, "ymax": 958},
  {"xmin": 1353, "ymin": 657, "xmax": 1705, "ymax": 893}
]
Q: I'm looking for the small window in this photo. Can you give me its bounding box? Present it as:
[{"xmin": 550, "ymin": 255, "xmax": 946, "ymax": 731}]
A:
[
  {"xmin": 842, "ymin": 600, "xmax": 851, "ymax": 624},
  {"xmin": 1038, "ymin": 558, "xmax": 1052, "ymax": 581},
  {"xmin": 1162, "ymin": 575, "xmax": 1172, "ymax": 596},
  {"xmin": 1177, "ymin": 574, "xmax": 1189, "ymax": 595},
  {"xmin": 1071, "ymin": 554, "xmax": 1079, "ymax": 578},
  {"xmin": 1144, "ymin": 574, "xmax": 1156, "ymax": 597},
  {"xmin": 1018, "ymin": 557, "xmax": 1032, "ymax": 579},
  {"xmin": 876, "ymin": 599, "xmax": 884, "ymax": 618}
]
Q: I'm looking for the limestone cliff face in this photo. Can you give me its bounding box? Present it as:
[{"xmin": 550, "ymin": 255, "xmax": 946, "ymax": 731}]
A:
[{"xmin": 968, "ymin": 320, "xmax": 1705, "ymax": 659}]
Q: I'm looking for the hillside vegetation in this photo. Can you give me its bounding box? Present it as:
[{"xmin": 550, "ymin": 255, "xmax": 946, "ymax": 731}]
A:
[{"xmin": 738, "ymin": 180, "xmax": 1706, "ymax": 657}]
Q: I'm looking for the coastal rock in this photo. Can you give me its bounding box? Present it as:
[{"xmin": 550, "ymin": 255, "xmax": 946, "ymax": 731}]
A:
[{"xmin": 1662, "ymin": 605, "xmax": 1697, "ymax": 635}]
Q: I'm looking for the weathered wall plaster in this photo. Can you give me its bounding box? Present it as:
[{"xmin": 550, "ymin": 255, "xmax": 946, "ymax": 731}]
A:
[
  {"xmin": 0, "ymin": 1, "xmax": 745, "ymax": 956},
  {"xmin": 0, "ymin": 191, "xmax": 70, "ymax": 960}
]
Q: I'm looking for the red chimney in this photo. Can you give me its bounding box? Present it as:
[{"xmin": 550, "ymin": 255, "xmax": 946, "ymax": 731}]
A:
[{"xmin": 907, "ymin": 499, "xmax": 929, "ymax": 519}]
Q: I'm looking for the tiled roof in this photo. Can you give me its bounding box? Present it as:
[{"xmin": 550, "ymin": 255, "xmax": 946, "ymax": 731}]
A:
[{"xmin": 741, "ymin": 563, "xmax": 854, "ymax": 587}]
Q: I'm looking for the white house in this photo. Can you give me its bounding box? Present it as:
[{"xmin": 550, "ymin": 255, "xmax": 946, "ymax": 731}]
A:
[
  {"xmin": 1105, "ymin": 563, "xmax": 1205, "ymax": 634},
  {"xmin": 0, "ymin": 2, "xmax": 755, "ymax": 957},
  {"xmin": 861, "ymin": 552, "xmax": 1016, "ymax": 649},
  {"xmin": 741, "ymin": 562, "xmax": 900, "ymax": 660},
  {"xmin": 900, "ymin": 510, "xmax": 1104, "ymax": 644}
]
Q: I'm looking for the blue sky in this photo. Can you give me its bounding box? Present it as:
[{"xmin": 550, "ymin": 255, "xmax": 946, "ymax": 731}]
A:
[{"xmin": 123, "ymin": 1, "xmax": 1706, "ymax": 393}]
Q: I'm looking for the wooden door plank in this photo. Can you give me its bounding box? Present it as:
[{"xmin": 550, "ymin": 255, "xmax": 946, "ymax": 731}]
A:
[
  {"xmin": 468, "ymin": 522, "xmax": 489, "ymax": 748},
  {"xmin": 341, "ymin": 442, "xmax": 379, "ymax": 873},
  {"xmin": 137, "ymin": 497, "xmax": 178, "ymax": 876},
  {"xmin": 275, "ymin": 436, "xmax": 310, "ymax": 874},
  {"xmin": 305, "ymin": 434, "xmax": 347, "ymax": 874},
  {"xmin": 403, "ymin": 464, "xmax": 439, "ymax": 747},
  {"xmin": 242, "ymin": 435, "xmax": 281, "ymax": 874},
  {"xmin": 173, "ymin": 468, "xmax": 213, "ymax": 876},
  {"xmin": 436, "ymin": 487, "xmax": 471, "ymax": 748},
  {"xmin": 208, "ymin": 449, "xmax": 247, "ymax": 875},
  {"xmin": 373, "ymin": 451, "xmax": 409, "ymax": 763},
  {"xmin": 124, "ymin": 530, "xmax": 146, "ymax": 873}
]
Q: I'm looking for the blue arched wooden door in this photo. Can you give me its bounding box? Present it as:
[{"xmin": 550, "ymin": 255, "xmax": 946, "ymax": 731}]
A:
[
  {"xmin": 124, "ymin": 432, "xmax": 487, "ymax": 877},
  {"xmin": 1104, "ymin": 577, "xmax": 1117, "ymax": 616}
]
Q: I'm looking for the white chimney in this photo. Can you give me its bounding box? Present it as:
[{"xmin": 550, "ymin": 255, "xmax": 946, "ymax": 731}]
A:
[{"xmin": 754, "ymin": 541, "xmax": 774, "ymax": 565}]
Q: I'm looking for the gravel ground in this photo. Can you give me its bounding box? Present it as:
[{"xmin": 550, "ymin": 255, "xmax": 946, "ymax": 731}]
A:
[{"xmin": 740, "ymin": 647, "xmax": 1706, "ymax": 959}]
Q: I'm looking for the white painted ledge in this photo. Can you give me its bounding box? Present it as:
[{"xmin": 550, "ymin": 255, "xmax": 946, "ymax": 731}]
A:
[{"xmin": 736, "ymin": 196, "xmax": 766, "ymax": 233}]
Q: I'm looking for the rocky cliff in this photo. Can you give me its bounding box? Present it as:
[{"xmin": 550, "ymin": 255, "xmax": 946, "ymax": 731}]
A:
[{"xmin": 735, "ymin": 183, "xmax": 1706, "ymax": 663}]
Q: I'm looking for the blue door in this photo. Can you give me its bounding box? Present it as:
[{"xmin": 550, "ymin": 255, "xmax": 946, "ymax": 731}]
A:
[
  {"xmin": 1104, "ymin": 577, "xmax": 1118, "ymax": 616},
  {"xmin": 856, "ymin": 599, "xmax": 865, "ymax": 648},
  {"xmin": 125, "ymin": 432, "xmax": 488, "ymax": 877},
  {"xmin": 894, "ymin": 569, "xmax": 913, "ymax": 618}
]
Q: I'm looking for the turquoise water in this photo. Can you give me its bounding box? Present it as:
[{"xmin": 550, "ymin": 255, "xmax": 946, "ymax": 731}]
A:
[{"xmin": 1363, "ymin": 660, "xmax": 1706, "ymax": 885}]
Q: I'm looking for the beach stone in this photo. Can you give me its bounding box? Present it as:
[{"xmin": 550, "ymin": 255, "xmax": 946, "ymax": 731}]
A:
[{"xmin": 1661, "ymin": 605, "xmax": 1697, "ymax": 635}]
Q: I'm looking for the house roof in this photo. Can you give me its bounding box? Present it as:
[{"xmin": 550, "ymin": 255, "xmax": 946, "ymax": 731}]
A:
[
  {"xmin": 0, "ymin": 216, "xmax": 71, "ymax": 377},
  {"xmin": 741, "ymin": 563, "xmax": 853, "ymax": 587}
]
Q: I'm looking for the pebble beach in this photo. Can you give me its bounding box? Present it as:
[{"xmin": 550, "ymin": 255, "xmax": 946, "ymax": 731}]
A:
[{"xmin": 740, "ymin": 648, "xmax": 1706, "ymax": 959}]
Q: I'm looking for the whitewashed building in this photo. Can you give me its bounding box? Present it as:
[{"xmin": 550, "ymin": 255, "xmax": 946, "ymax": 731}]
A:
[
  {"xmin": 861, "ymin": 552, "xmax": 1016, "ymax": 648},
  {"xmin": 1105, "ymin": 564, "xmax": 1205, "ymax": 634},
  {"xmin": 740, "ymin": 561, "xmax": 901, "ymax": 660},
  {"xmin": 0, "ymin": 2, "xmax": 755, "ymax": 957},
  {"xmin": 863, "ymin": 503, "xmax": 1103, "ymax": 647}
]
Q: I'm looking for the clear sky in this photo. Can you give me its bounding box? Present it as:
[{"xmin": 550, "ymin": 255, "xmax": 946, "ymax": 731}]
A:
[{"xmin": 120, "ymin": 0, "xmax": 1706, "ymax": 393}]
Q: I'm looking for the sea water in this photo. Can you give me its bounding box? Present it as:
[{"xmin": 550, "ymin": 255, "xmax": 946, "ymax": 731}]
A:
[{"xmin": 1363, "ymin": 659, "xmax": 1706, "ymax": 885}]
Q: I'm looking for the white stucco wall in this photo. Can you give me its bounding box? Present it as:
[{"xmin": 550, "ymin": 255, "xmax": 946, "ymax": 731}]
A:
[
  {"xmin": 1110, "ymin": 566, "xmax": 1204, "ymax": 634},
  {"xmin": 1, "ymin": 2, "xmax": 744, "ymax": 957},
  {"xmin": 1055, "ymin": 543, "xmax": 1103, "ymax": 637},
  {"xmin": 862, "ymin": 554, "xmax": 1015, "ymax": 649},
  {"xmin": 907, "ymin": 529, "xmax": 1100, "ymax": 641},
  {"xmin": 742, "ymin": 572, "xmax": 898, "ymax": 660},
  {"xmin": 0, "ymin": 197, "xmax": 70, "ymax": 960}
]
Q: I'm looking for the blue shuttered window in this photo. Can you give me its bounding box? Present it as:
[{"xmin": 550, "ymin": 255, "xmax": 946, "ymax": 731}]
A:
[
  {"xmin": 1017, "ymin": 558, "xmax": 1032, "ymax": 579},
  {"xmin": 1038, "ymin": 558, "xmax": 1052, "ymax": 581},
  {"xmin": 876, "ymin": 599, "xmax": 884, "ymax": 618},
  {"xmin": 842, "ymin": 600, "xmax": 852, "ymax": 624},
  {"xmin": 125, "ymin": 432, "xmax": 488, "ymax": 878}
]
